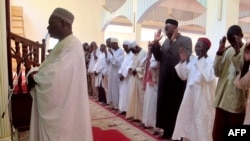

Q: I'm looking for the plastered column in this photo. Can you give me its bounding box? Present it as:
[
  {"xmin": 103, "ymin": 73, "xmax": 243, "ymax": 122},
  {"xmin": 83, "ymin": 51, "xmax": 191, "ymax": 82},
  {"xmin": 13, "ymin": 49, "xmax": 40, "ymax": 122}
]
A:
[
  {"xmin": 0, "ymin": 0, "xmax": 11, "ymax": 140},
  {"xmin": 206, "ymin": 0, "xmax": 239, "ymax": 58},
  {"xmin": 133, "ymin": 0, "xmax": 142, "ymax": 47}
]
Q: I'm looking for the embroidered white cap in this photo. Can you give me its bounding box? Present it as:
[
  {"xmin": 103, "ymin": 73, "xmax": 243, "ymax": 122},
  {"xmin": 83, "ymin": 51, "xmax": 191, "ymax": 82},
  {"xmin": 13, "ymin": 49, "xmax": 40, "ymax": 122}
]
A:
[{"xmin": 51, "ymin": 7, "xmax": 74, "ymax": 25}]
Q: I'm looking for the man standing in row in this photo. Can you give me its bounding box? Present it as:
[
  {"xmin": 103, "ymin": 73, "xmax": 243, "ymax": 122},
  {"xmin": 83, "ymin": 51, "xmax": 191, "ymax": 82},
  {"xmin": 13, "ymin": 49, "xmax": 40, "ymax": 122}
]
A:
[
  {"xmin": 213, "ymin": 25, "xmax": 249, "ymax": 141},
  {"xmin": 106, "ymin": 38, "xmax": 124, "ymax": 110},
  {"xmin": 151, "ymin": 19, "xmax": 192, "ymax": 139},
  {"xmin": 118, "ymin": 40, "xmax": 134, "ymax": 114},
  {"xmin": 126, "ymin": 41, "xmax": 147, "ymax": 122}
]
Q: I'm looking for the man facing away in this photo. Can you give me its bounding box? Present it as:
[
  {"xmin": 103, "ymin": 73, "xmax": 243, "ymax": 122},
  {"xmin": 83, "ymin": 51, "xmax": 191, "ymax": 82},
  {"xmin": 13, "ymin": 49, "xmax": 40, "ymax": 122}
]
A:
[
  {"xmin": 151, "ymin": 18, "xmax": 192, "ymax": 139},
  {"xmin": 28, "ymin": 7, "xmax": 93, "ymax": 141}
]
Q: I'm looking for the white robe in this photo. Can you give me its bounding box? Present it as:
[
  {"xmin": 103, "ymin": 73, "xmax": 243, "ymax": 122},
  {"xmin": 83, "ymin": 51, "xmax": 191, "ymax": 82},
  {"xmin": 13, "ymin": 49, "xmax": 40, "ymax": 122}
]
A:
[
  {"xmin": 118, "ymin": 51, "xmax": 134, "ymax": 112},
  {"xmin": 93, "ymin": 52, "xmax": 108, "ymax": 87},
  {"xmin": 106, "ymin": 48, "xmax": 124, "ymax": 109},
  {"xmin": 172, "ymin": 56, "xmax": 216, "ymax": 141},
  {"xmin": 29, "ymin": 35, "xmax": 93, "ymax": 141},
  {"xmin": 142, "ymin": 56, "xmax": 160, "ymax": 127},
  {"xmin": 126, "ymin": 49, "xmax": 147, "ymax": 120}
]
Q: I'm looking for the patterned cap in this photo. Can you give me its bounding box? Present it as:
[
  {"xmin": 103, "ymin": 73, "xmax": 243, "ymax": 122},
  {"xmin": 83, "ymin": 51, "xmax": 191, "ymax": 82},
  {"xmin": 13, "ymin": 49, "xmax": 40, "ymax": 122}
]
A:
[{"xmin": 51, "ymin": 7, "xmax": 74, "ymax": 25}]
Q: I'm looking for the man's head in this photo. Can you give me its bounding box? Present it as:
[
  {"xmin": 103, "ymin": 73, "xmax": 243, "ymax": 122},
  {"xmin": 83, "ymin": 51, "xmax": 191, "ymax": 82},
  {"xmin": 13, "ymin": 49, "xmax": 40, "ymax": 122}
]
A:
[
  {"xmin": 106, "ymin": 38, "xmax": 111, "ymax": 48},
  {"xmin": 100, "ymin": 44, "xmax": 107, "ymax": 52},
  {"xmin": 122, "ymin": 40, "xmax": 130, "ymax": 53},
  {"xmin": 82, "ymin": 42, "xmax": 89, "ymax": 52},
  {"xmin": 110, "ymin": 37, "xmax": 119, "ymax": 50},
  {"xmin": 227, "ymin": 25, "xmax": 243, "ymax": 48},
  {"xmin": 164, "ymin": 19, "xmax": 178, "ymax": 39},
  {"xmin": 195, "ymin": 37, "xmax": 211, "ymax": 59},
  {"xmin": 90, "ymin": 41, "xmax": 98, "ymax": 51},
  {"xmin": 47, "ymin": 8, "xmax": 74, "ymax": 40},
  {"xmin": 129, "ymin": 40, "xmax": 140, "ymax": 54}
]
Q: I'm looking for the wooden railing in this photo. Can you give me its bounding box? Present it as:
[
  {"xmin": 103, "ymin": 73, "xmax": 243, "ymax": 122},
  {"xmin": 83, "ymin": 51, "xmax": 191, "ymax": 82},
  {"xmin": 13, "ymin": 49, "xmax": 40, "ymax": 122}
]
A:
[{"xmin": 8, "ymin": 32, "xmax": 46, "ymax": 94}]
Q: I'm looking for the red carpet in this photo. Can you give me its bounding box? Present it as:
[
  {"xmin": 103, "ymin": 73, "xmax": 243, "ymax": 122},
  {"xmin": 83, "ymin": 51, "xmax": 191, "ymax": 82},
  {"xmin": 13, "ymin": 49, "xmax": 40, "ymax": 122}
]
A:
[{"xmin": 92, "ymin": 127, "xmax": 131, "ymax": 141}]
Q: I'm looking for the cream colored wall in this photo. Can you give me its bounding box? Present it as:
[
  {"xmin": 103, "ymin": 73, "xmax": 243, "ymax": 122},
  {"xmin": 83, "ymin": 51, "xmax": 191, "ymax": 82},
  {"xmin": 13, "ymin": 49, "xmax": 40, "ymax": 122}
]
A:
[
  {"xmin": 105, "ymin": 25, "xmax": 204, "ymax": 53},
  {"xmin": 11, "ymin": 0, "xmax": 104, "ymax": 45}
]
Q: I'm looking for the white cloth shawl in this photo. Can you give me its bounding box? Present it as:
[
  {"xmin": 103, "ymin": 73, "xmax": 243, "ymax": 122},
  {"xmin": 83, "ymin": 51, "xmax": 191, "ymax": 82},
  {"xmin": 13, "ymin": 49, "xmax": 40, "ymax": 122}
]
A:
[{"xmin": 29, "ymin": 35, "xmax": 93, "ymax": 141}]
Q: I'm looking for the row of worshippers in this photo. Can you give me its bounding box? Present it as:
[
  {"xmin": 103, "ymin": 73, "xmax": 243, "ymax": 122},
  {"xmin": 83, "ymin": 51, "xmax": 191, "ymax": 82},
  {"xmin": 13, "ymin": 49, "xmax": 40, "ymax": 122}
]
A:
[
  {"xmin": 82, "ymin": 20, "xmax": 250, "ymax": 141},
  {"xmin": 83, "ymin": 38, "xmax": 160, "ymax": 128},
  {"xmin": 82, "ymin": 36, "xmax": 218, "ymax": 141}
]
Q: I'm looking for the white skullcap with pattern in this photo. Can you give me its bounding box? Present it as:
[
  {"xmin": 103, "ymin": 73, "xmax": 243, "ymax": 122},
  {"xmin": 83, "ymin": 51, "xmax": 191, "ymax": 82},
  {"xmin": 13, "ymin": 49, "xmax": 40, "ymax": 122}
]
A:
[
  {"xmin": 123, "ymin": 40, "xmax": 130, "ymax": 46},
  {"xmin": 51, "ymin": 7, "xmax": 74, "ymax": 25},
  {"xmin": 128, "ymin": 40, "xmax": 137, "ymax": 49},
  {"xmin": 110, "ymin": 37, "xmax": 118, "ymax": 43}
]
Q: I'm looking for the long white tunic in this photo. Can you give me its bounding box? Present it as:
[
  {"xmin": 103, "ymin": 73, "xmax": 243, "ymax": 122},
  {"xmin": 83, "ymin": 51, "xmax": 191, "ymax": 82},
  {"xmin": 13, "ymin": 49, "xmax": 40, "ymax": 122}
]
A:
[
  {"xmin": 118, "ymin": 51, "xmax": 134, "ymax": 112},
  {"xmin": 142, "ymin": 55, "xmax": 160, "ymax": 127},
  {"xmin": 106, "ymin": 48, "xmax": 124, "ymax": 109},
  {"xmin": 172, "ymin": 56, "xmax": 216, "ymax": 141},
  {"xmin": 126, "ymin": 49, "xmax": 147, "ymax": 120},
  {"xmin": 29, "ymin": 35, "xmax": 93, "ymax": 141},
  {"xmin": 93, "ymin": 52, "xmax": 108, "ymax": 87},
  {"xmin": 88, "ymin": 48, "xmax": 100, "ymax": 73}
]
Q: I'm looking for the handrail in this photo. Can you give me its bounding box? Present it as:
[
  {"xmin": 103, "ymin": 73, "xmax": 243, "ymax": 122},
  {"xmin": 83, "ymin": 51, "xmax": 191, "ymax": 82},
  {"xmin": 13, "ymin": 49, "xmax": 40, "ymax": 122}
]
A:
[{"xmin": 7, "ymin": 32, "xmax": 46, "ymax": 93}]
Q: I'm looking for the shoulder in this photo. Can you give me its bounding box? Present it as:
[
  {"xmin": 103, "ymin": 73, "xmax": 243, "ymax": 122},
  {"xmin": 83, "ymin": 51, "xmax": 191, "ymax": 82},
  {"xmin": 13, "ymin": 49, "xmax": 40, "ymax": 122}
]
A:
[{"xmin": 179, "ymin": 34, "xmax": 192, "ymax": 41}]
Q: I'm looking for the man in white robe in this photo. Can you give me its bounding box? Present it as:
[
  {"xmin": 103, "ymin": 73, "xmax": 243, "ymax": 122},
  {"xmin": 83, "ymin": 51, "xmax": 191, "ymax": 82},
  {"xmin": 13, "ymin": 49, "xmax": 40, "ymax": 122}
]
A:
[
  {"xmin": 172, "ymin": 37, "xmax": 216, "ymax": 141},
  {"xmin": 88, "ymin": 41, "xmax": 100, "ymax": 99},
  {"xmin": 141, "ymin": 44, "xmax": 160, "ymax": 128},
  {"xmin": 28, "ymin": 8, "xmax": 93, "ymax": 141},
  {"xmin": 106, "ymin": 38, "xmax": 124, "ymax": 110},
  {"xmin": 126, "ymin": 41, "xmax": 147, "ymax": 121},
  {"xmin": 118, "ymin": 40, "xmax": 134, "ymax": 114},
  {"xmin": 94, "ymin": 44, "xmax": 108, "ymax": 104}
]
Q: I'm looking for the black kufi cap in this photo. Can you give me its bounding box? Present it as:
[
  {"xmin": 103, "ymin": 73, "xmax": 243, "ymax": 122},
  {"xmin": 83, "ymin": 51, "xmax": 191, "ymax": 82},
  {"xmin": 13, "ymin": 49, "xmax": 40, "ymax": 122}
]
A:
[{"xmin": 165, "ymin": 19, "xmax": 178, "ymax": 27}]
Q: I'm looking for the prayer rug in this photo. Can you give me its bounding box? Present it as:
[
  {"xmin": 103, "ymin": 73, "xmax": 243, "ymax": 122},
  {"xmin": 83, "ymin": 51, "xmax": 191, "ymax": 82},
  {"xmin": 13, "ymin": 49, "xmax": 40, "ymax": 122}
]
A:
[{"xmin": 90, "ymin": 99, "xmax": 159, "ymax": 141}]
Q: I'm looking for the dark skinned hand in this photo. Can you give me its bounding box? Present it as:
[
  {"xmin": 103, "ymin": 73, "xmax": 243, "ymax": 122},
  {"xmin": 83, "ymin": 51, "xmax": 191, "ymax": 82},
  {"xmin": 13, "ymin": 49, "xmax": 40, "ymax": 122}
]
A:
[{"xmin": 217, "ymin": 36, "xmax": 227, "ymax": 54}]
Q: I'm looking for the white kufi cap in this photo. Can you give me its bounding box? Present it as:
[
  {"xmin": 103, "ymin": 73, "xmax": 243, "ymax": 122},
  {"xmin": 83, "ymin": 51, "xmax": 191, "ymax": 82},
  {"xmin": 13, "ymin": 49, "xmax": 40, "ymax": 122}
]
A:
[
  {"xmin": 123, "ymin": 40, "xmax": 130, "ymax": 46},
  {"xmin": 51, "ymin": 7, "xmax": 74, "ymax": 25},
  {"xmin": 128, "ymin": 40, "xmax": 137, "ymax": 49},
  {"xmin": 110, "ymin": 37, "xmax": 118, "ymax": 43}
]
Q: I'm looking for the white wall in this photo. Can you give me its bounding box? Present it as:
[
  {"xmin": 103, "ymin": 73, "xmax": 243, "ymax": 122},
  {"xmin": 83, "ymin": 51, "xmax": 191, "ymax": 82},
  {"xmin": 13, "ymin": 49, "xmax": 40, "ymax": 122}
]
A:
[
  {"xmin": 11, "ymin": 0, "xmax": 104, "ymax": 47},
  {"xmin": 105, "ymin": 24, "xmax": 204, "ymax": 53}
]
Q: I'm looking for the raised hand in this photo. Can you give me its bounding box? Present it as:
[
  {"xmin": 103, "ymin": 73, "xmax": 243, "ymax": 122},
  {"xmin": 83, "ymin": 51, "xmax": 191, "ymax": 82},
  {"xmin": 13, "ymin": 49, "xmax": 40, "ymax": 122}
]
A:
[
  {"xmin": 171, "ymin": 28, "xmax": 178, "ymax": 42},
  {"xmin": 217, "ymin": 36, "xmax": 227, "ymax": 54},
  {"xmin": 178, "ymin": 47, "xmax": 188, "ymax": 63},
  {"xmin": 154, "ymin": 29, "xmax": 163, "ymax": 42}
]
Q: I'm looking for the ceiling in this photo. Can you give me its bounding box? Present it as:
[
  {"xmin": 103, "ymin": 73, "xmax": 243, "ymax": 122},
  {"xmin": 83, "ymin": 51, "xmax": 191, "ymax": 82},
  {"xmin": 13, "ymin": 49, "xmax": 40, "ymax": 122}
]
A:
[{"xmin": 103, "ymin": 0, "xmax": 250, "ymax": 34}]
